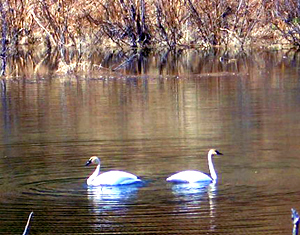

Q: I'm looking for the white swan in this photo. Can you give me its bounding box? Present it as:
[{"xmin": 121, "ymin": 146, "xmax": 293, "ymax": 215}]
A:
[
  {"xmin": 166, "ymin": 149, "xmax": 223, "ymax": 183},
  {"xmin": 85, "ymin": 156, "xmax": 141, "ymax": 186}
]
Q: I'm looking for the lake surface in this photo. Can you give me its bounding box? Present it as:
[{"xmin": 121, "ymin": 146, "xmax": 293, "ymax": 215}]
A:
[{"xmin": 1, "ymin": 49, "xmax": 300, "ymax": 234}]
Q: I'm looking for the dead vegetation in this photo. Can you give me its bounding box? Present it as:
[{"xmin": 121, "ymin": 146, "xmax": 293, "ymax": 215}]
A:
[{"xmin": 0, "ymin": 0, "xmax": 299, "ymax": 77}]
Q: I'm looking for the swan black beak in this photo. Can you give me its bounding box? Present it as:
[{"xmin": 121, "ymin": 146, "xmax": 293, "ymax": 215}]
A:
[
  {"xmin": 216, "ymin": 150, "xmax": 223, "ymax": 155},
  {"xmin": 85, "ymin": 160, "xmax": 92, "ymax": 166}
]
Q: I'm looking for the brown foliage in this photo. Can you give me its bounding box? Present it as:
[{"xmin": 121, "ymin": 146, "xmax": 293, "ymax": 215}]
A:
[
  {"xmin": 1, "ymin": 0, "xmax": 298, "ymax": 50},
  {"xmin": 0, "ymin": 0, "xmax": 299, "ymax": 76}
]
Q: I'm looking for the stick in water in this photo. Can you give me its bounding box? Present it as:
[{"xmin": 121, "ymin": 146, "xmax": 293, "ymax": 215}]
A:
[
  {"xmin": 22, "ymin": 211, "xmax": 34, "ymax": 235},
  {"xmin": 292, "ymin": 208, "xmax": 299, "ymax": 235}
]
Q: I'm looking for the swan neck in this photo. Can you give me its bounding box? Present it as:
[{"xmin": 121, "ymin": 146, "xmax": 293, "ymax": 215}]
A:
[
  {"xmin": 87, "ymin": 163, "xmax": 101, "ymax": 184},
  {"xmin": 208, "ymin": 153, "xmax": 217, "ymax": 181}
]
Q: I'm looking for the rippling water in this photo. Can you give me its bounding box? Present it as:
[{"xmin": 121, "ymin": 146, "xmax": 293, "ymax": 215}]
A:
[{"xmin": 1, "ymin": 50, "xmax": 300, "ymax": 234}]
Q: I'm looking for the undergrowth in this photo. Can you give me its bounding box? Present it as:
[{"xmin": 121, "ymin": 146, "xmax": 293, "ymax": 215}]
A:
[{"xmin": 0, "ymin": 0, "xmax": 299, "ymax": 76}]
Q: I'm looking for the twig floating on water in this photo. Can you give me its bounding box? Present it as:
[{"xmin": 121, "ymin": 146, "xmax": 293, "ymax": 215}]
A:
[
  {"xmin": 292, "ymin": 208, "xmax": 299, "ymax": 235},
  {"xmin": 22, "ymin": 211, "xmax": 34, "ymax": 235}
]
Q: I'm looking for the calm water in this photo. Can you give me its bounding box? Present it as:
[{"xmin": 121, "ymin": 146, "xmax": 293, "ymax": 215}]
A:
[{"xmin": 1, "ymin": 50, "xmax": 300, "ymax": 234}]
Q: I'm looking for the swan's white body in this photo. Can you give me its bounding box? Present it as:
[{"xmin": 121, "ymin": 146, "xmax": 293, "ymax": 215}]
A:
[
  {"xmin": 166, "ymin": 149, "xmax": 222, "ymax": 183},
  {"xmin": 86, "ymin": 156, "xmax": 141, "ymax": 186}
]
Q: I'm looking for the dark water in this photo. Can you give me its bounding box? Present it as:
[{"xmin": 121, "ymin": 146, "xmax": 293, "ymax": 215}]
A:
[{"xmin": 1, "ymin": 50, "xmax": 300, "ymax": 234}]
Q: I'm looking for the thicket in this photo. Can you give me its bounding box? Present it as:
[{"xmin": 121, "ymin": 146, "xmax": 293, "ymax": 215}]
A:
[{"xmin": 0, "ymin": 0, "xmax": 300, "ymax": 77}]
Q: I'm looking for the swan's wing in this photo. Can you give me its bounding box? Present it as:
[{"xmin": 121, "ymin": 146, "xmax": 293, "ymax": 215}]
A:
[
  {"xmin": 166, "ymin": 170, "xmax": 212, "ymax": 183},
  {"xmin": 90, "ymin": 170, "xmax": 141, "ymax": 186}
]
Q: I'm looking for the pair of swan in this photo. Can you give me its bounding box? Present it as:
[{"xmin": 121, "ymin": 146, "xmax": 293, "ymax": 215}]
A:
[{"xmin": 85, "ymin": 149, "xmax": 223, "ymax": 186}]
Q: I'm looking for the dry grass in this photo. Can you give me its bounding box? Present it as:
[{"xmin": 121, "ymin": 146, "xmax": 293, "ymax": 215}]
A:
[{"xmin": 0, "ymin": 0, "xmax": 299, "ymax": 76}]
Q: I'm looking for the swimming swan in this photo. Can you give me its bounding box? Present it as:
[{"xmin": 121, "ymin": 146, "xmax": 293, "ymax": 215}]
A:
[
  {"xmin": 85, "ymin": 156, "xmax": 141, "ymax": 186},
  {"xmin": 166, "ymin": 149, "xmax": 223, "ymax": 183}
]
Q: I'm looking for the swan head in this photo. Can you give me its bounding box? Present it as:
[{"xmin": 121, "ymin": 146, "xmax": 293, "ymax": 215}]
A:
[
  {"xmin": 85, "ymin": 156, "xmax": 100, "ymax": 166},
  {"xmin": 208, "ymin": 149, "xmax": 223, "ymax": 156}
]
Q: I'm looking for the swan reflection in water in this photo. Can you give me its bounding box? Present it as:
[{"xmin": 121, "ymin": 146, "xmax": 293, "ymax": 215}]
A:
[
  {"xmin": 86, "ymin": 184, "xmax": 143, "ymax": 231},
  {"xmin": 87, "ymin": 184, "xmax": 142, "ymax": 201},
  {"xmin": 170, "ymin": 181, "xmax": 218, "ymax": 232},
  {"xmin": 86, "ymin": 184, "xmax": 144, "ymax": 218},
  {"xmin": 170, "ymin": 181, "xmax": 217, "ymax": 198}
]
